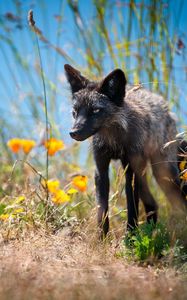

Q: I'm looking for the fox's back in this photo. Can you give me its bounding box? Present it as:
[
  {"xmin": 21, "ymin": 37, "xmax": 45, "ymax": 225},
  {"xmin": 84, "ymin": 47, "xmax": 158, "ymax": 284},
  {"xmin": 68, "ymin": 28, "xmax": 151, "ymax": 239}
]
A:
[
  {"xmin": 125, "ymin": 86, "xmax": 177, "ymax": 154},
  {"xmin": 95, "ymin": 86, "xmax": 177, "ymax": 161}
]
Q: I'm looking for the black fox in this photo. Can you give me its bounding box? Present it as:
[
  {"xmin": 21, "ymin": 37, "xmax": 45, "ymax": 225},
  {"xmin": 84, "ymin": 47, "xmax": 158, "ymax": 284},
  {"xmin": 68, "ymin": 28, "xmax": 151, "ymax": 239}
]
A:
[{"xmin": 64, "ymin": 64, "xmax": 187, "ymax": 237}]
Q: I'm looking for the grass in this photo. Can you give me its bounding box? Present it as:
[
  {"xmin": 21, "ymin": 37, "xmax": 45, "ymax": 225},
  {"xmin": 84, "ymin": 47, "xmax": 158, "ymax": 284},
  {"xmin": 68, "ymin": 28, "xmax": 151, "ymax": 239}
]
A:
[
  {"xmin": 1, "ymin": 159, "xmax": 187, "ymax": 300},
  {"xmin": 0, "ymin": 227, "xmax": 187, "ymax": 300}
]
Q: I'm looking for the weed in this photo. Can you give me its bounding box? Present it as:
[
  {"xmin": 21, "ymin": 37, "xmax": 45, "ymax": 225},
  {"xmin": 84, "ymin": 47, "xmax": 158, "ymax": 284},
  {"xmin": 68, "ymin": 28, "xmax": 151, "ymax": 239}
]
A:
[{"xmin": 123, "ymin": 222, "xmax": 170, "ymax": 261}]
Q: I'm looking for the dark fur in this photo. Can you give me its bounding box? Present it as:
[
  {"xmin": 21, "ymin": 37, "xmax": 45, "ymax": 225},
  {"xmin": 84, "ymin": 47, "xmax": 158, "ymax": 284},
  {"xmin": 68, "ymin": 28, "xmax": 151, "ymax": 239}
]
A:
[{"xmin": 65, "ymin": 64, "xmax": 187, "ymax": 237}]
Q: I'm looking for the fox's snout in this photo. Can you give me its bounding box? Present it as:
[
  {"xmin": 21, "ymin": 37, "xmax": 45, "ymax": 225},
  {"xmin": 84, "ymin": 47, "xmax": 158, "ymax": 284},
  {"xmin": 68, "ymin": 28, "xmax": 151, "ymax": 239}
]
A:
[
  {"xmin": 69, "ymin": 128, "xmax": 85, "ymax": 141},
  {"xmin": 69, "ymin": 123, "xmax": 90, "ymax": 141},
  {"xmin": 69, "ymin": 122, "xmax": 97, "ymax": 141}
]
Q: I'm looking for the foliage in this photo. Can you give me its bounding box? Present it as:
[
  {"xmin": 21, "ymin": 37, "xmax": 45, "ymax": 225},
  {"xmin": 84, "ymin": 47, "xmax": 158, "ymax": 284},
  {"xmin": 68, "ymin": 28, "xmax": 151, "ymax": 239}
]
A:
[{"xmin": 123, "ymin": 222, "xmax": 170, "ymax": 261}]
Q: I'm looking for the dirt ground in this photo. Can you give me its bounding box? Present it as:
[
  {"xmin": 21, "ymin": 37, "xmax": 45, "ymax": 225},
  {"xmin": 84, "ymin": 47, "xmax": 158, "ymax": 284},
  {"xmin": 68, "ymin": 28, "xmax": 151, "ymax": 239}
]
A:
[{"xmin": 0, "ymin": 228, "xmax": 187, "ymax": 300}]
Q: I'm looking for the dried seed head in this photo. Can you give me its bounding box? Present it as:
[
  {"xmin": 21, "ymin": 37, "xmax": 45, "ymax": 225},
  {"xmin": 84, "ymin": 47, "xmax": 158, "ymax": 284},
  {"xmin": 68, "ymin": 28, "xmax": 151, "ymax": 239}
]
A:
[{"xmin": 28, "ymin": 9, "xmax": 35, "ymax": 27}]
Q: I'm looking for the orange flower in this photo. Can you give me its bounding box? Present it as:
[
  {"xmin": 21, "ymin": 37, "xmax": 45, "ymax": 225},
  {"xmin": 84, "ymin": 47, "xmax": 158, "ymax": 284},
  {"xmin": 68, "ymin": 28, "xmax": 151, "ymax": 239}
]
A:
[
  {"xmin": 44, "ymin": 138, "xmax": 65, "ymax": 156},
  {"xmin": 7, "ymin": 138, "xmax": 36, "ymax": 154},
  {"xmin": 180, "ymin": 171, "xmax": 187, "ymax": 181},
  {"xmin": 52, "ymin": 189, "xmax": 70, "ymax": 204},
  {"xmin": 7, "ymin": 138, "xmax": 22, "ymax": 153},
  {"xmin": 72, "ymin": 175, "xmax": 88, "ymax": 192},
  {"xmin": 22, "ymin": 139, "xmax": 36, "ymax": 154}
]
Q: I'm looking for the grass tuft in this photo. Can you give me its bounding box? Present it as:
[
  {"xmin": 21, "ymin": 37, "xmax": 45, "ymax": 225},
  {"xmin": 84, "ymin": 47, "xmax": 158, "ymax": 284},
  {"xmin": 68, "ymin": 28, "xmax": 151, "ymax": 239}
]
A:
[{"xmin": 123, "ymin": 222, "xmax": 170, "ymax": 262}]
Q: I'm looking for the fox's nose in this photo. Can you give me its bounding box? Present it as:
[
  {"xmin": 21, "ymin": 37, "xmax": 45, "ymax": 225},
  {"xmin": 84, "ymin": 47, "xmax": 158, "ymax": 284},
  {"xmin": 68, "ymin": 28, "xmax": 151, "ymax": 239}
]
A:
[{"xmin": 69, "ymin": 129, "xmax": 81, "ymax": 139}]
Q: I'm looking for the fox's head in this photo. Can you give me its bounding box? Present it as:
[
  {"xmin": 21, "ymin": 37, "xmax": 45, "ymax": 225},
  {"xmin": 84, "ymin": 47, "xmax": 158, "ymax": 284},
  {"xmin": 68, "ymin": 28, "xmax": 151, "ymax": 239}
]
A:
[{"xmin": 64, "ymin": 64, "xmax": 127, "ymax": 141}]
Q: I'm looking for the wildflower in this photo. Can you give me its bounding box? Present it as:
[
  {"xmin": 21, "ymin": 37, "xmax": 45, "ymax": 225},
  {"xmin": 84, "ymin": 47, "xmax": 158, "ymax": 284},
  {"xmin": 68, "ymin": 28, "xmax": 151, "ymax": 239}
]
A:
[
  {"xmin": 46, "ymin": 180, "xmax": 60, "ymax": 193},
  {"xmin": 13, "ymin": 208, "xmax": 24, "ymax": 214},
  {"xmin": 180, "ymin": 171, "xmax": 187, "ymax": 181},
  {"xmin": 179, "ymin": 160, "xmax": 187, "ymax": 172},
  {"xmin": 67, "ymin": 188, "xmax": 78, "ymax": 195},
  {"xmin": 15, "ymin": 196, "xmax": 25, "ymax": 204},
  {"xmin": 52, "ymin": 189, "xmax": 70, "ymax": 204},
  {"xmin": 44, "ymin": 138, "xmax": 65, "ymax": 156},
  {"xmin": 7, "ymin": 138, "xmax": 36, "ymax": 154},
  {"xmin": 22, "ymin": 139, "xmax": 36, "ymax": 154},
  {"xmin": 7, "ymin": 138, "xmax": 22, "ymax": 153},
  {"xmin": 0, "ymin": 214, "xmax": 9, "ymax": 221},
  {"xmin": 72, "ymin": 175, "xmax": 87, "ymax": 192},
  {"xmin": 41, "ymin": 179, "xmax": 72, "ymax": 204}
]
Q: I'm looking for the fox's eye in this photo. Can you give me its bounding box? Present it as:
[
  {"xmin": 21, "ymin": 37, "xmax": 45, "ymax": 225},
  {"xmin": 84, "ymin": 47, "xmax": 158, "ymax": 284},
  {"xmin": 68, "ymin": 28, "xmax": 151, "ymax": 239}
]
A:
[
  {"xmin": 93, "ymin": 108, "xmax": 100, "ymax": 114},
  {"xmin": 72, "ymin": 110, "xmax": 77, "ymax": 118}
]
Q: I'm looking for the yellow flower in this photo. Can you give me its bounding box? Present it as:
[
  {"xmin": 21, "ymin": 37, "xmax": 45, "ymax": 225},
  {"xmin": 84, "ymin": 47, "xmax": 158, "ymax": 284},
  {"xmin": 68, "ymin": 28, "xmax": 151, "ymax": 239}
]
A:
[
  {"xmin": 179, "ymin": 160, "xmax": 187, "ymax": 171},
  {"xmin": 0, "ymin": 214, "xmax": 10, "ymax": 220},
  {"xmin": 67, "ymin": 188, "xmax": 78, "ymax": 195},
  {"xmin": 7, "ymin": 138, "xmax": 22, "ymax": 153},
  {"xmin": 41, "ymin": 178, "xmax": 71, "ymax": 205},
  {"xmin": 52, "ymin": 189, "xmax": 70, "ymax": 204},
  {"xmin": 72, "ymin": 175, "xmax": 87, "ymax": 192},
  {"xmin": 41, "ymin": 179, "xmax": 60, "ymax": 194},
  {"xmin": 44, "ymin": 138, "xmax": 65, "ymax": 156},
  {"xmin": 21, "ymin": 139, "xmax": 36, "ymax": 154},
  {"xmin": 180, "ymin": 171, "xmax": 187, "ymax": 181},
  {"xmin": 47, "ymin": 180, "xmax": 60, "ymax": 193},
  {"xmin": 15, "ymin": 196, "xmax": 25, "ymax": 204},
  {"xmin": 13, "ymin": 208, "xmax": 24, "ymax": 214}
]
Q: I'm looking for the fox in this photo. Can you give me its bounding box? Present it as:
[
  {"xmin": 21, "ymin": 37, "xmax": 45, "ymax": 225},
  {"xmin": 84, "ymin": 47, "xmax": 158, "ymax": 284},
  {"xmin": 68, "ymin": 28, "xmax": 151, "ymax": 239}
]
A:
[{"xmin": 64, "ymin": 64, "xmax": 187, "ymax": 237}]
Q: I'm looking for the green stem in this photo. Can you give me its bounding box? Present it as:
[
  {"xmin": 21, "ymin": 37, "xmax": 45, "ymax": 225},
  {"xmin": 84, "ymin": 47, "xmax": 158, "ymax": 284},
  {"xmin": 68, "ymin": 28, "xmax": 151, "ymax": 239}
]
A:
[{"xmin": 34, "ymin": 33, "xmax": 49, "ymax": 203}]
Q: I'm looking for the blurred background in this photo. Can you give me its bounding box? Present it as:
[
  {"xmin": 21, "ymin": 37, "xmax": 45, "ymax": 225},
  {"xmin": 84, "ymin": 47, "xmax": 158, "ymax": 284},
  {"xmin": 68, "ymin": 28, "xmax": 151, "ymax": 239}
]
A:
[{"xmin": 0, "ymin": 0, "xmax": 187, "ymax": 201}]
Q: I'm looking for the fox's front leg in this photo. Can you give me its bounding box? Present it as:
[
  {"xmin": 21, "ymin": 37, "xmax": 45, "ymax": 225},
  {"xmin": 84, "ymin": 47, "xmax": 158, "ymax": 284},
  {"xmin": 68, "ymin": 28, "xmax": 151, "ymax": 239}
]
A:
[
  {"xmin": 125, "ymin": 166, "xmax": 139, "ymax": 230},
  {"xmin": 94, "ymin": 149, "xmax": 111, "ymax": 239}
]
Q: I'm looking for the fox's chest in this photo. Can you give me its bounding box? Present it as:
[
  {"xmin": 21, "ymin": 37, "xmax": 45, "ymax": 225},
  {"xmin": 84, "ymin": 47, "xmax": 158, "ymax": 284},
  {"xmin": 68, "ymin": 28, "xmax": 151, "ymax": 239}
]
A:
[{"xmin": 94, "ymin": 124, "xmax": 145, "ymax": 159}]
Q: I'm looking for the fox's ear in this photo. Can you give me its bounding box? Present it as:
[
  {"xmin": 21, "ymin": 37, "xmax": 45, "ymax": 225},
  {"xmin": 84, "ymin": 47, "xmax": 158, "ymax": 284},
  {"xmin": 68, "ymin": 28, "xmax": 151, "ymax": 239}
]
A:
[
  {"xmin": 99, "ymin": 69, "xmax": 126, "ymax": 105},
  {"xmin": 64, "ymin": 64, "xmax": 89, "ymax": 93}
]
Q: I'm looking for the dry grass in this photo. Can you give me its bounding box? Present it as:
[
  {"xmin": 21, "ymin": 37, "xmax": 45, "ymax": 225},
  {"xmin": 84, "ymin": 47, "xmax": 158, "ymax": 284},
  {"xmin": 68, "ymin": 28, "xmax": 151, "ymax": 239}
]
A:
[{"xmin": 0, "ymin": 227, "xmax": 187, "ymax": 300}]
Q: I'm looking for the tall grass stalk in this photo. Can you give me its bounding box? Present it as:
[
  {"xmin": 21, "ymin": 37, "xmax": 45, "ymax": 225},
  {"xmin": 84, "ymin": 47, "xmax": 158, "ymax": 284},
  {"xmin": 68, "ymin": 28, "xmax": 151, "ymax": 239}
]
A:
[{"xmin": 28, "ymin": 10, "xmax": 49, "ymax": 204}]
